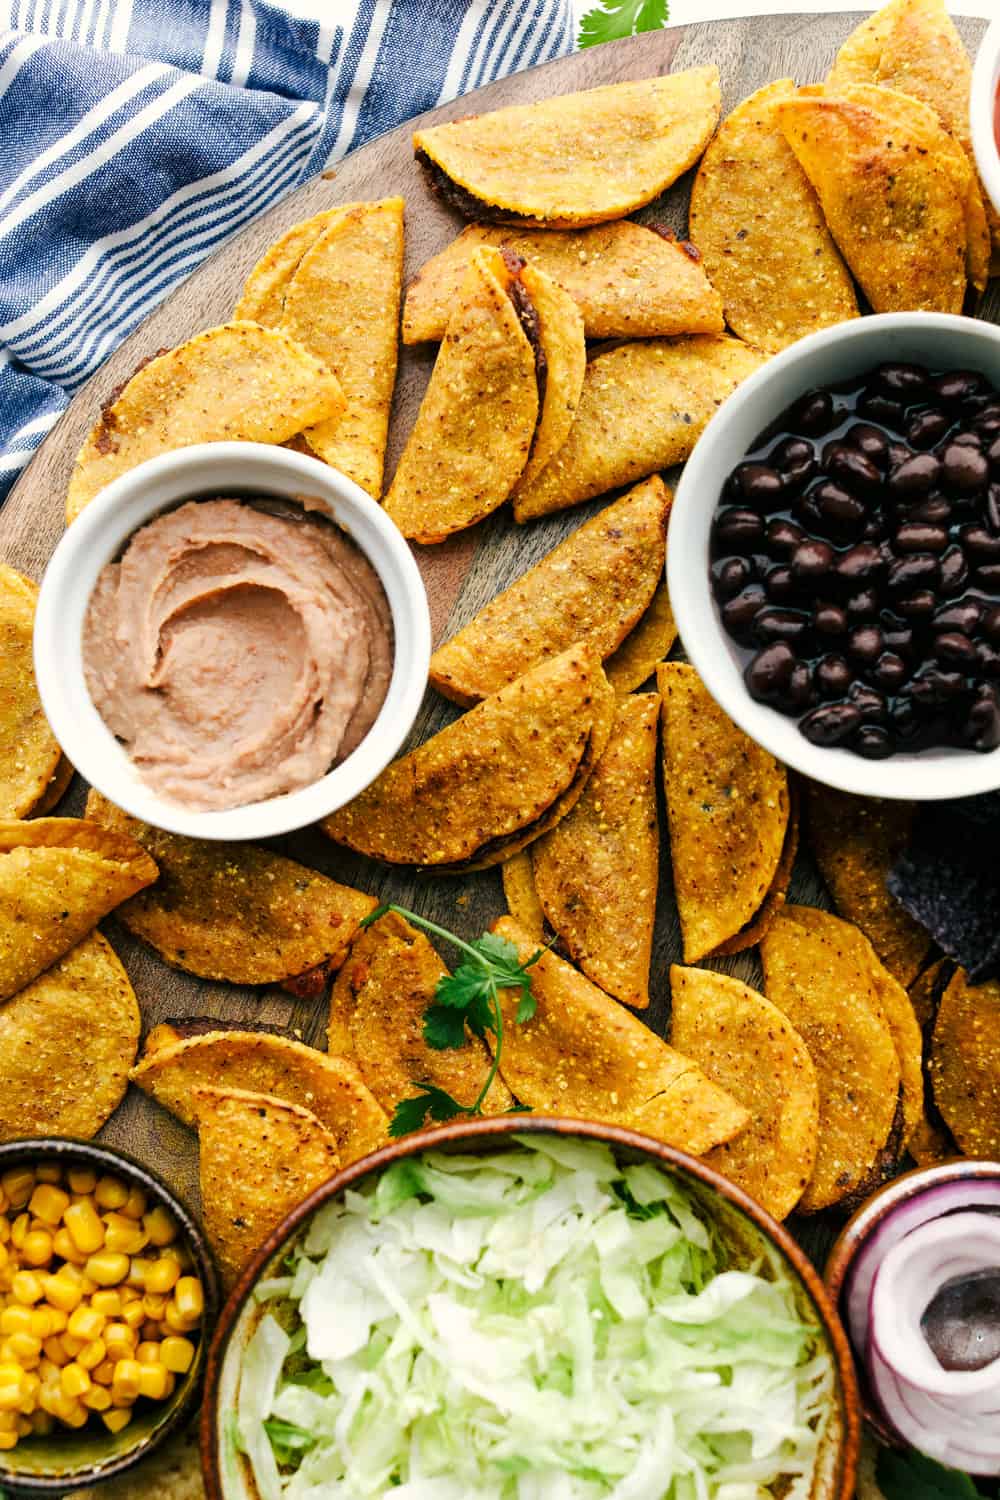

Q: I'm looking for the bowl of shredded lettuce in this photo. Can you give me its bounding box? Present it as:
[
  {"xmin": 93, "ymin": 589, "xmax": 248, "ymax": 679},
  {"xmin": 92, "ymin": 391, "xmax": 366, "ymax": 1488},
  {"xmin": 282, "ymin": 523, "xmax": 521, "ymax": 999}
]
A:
[{"xmin": 202, "ymin": 1120, "xmax": 858, "ymax": 1500}]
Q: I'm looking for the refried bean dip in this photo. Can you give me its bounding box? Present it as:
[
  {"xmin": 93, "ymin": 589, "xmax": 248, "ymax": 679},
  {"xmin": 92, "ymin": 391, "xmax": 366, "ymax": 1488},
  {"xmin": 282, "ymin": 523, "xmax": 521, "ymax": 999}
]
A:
[{"xmin": 83, "ymin": 498, "xmax": 393, "ymax": 811}]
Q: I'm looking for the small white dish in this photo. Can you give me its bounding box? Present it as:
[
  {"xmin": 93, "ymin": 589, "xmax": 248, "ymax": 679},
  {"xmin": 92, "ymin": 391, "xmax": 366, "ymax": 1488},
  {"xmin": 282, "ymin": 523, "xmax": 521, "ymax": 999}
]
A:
[
  {"xmin": 970, "ymin": 18, "xmax": 1000, "ymax": 220},
  {"xmin": 668, "ymin": 312, "xmax": 1000, "ymax": 801},
  {"xmin": 34, "ymin": 442, "xmax": 431, "ymax": 841}
]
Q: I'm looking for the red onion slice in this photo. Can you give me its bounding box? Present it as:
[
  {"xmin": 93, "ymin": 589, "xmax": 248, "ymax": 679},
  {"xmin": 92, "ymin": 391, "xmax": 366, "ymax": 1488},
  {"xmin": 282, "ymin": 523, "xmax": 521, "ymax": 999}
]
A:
[{"xmin": 868, "ymin": 1342, "xmax": 1000, "ymax": 1475}]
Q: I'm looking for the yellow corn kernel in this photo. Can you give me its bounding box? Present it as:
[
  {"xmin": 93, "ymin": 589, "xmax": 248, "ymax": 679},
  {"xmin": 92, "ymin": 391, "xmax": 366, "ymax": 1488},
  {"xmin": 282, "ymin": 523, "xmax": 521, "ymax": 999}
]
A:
[
  {"xmin": 0, "ymin": 1307, "xmax": 32, "ymax": 1337},
  {"xmin": 42, "ymin": 1336, "xmax": 68, "ymax": 1368},
  {"xmin": 173, "ymin": 1278, "xmax": 203, "ymax": 1322},
  {"xmin": 126, "ymin": 1256, "xmax": 152, "ymax": 1288},
  {"xmin": 120, "ymin": 1300, "xmax": 145, "ymax": 1331},
  {"xmin": 94, "ymin": 1177, "xmax": 128, "ymax": 1212},
  {"xmin": 67, "ymin": 1168, "xmax": 97, "ymax": 1196},
  {"xmin": 142, "ymin": 1207, "xmax": 178, "ymax": 1248},
  {"xmin": 21, "ymin": 1230, "xmax": 53, "ymax": 1269},
  {"xmin": 77, "ymin": 1338, "xmax": 106, "ymax": 1373},
  {"xmin": 11, "ymin": 1272, "xmax": 42, "ymax": 1306},
  {"xmin": 46, "ymin": 1308, "xmax": 67, "ymax": 1335},
  {"xmin": 163, "ymin": 1305, "xmax": 199, "ymax": 1335},
  {"xmin": 41, "ymin": 1274, "xmax": 80, "ymax": 1314},
  {"xmin": 93, "ymin": 1360, "xmax": 115, "ymax": 1386},
  {"xmin": 31, "ymin": 1409, "xmax": 54, "ymax": 1435},
  {"xmin": 6, "ymin": 1332, "xmax": 41, "ymax": 1364},
  {"xmin": 0, "ymin": 1411, "xmax": 16, "ymax": 1432},
  {"xmin": 0, "ymin": 1367, "xmax": 24, "ymax": 1411},
  {"xmin": 29, "ymin": 1308, "xmax": 54, "ymax": 1339},
  {"xmin": 55, "ymin": 1262, "xmax": 83, "ymax": 1288},
  {"xmin": 91, "ymin": 1289, "xmax": 121, "ymax": 1318},
  {"xmin": 34, "ymin": 1164, "xmax": 61, "ymax": 1185},
  {"xmin": 60, "ymin": 1362, "xmax": 91, "ymax": 1399},
  {"xmin": 119, "ymin": 1285, "xmax": 141, "ymax": 1304},
  {"xmin": 19, "ymin": 1369, "xmax": 40, "ymax": 1401},
  {"xmin": 85, "ymin": 1252, "xmax": 129, "ymax": 1288},
  {"xmin": 103, "ymin": 1406, "xmax": 132, "ymax": 1433},
  {"xmin": 16, "ymin": 1416, "xmax": 31, "ymax": 1438},
  {"xmin": 63, "ymin": 1200, "xmax": 104, "ymax": 1255},
  {"xmin": 103, "ymin": 1215, "xmax": 147, "ymax": 1256},
  {"xmin": 159, "ymin": 1243, "xmax": 192, "ymax": 1271},
  {"xmin": 143, "ymin": 1257, "xmax": 180, "ymax": 1295},
  {"xmin": 61, "ymin": 1334, "xmax": 84, "ymax": 1359},
  {"xmin": 0, "ymin": 1245, "xmax": 8, "ymax": 1274},
  {"xmin": 0, "ymin": 1215, "xmax": 9, "ymax": 1243},
  {"xmin": 10, "ymin": 1214, "xmax": 29, "ymax": 1251},
  {"xmin": 139, "ymin": 1361, "xmax": 171, "ymax": 1400},
  {"xmin": 120, "ymin": 1187, "xmax": 147, "ymax": 1222},
  {"xmin": 1, "ymin": 1170, "xmax": 34, "ymax": 1212},
  {"xmin": 0, "ymin": 1430, "xmax": 16, "ymax": 1450},
  {"xmin": 141, "ymin": 1293, "xmax": 166, "ymax": 1320},
  {"xmin": 82, "ymin": 1383, "xmax": 112, "ymax": 1412},
  {"xmin": 79, "ymin": 1276, "xmax": 97, "ymax": 1297},
  {"xmin": 111, "ymin": 1359, "xmax": 140, "ymax": 1403},
  {"xmin": 27, "ymin": 1185, "xmax": 69, "ymax": 1227},
  {"xmin": 58, "ymin": 1396, "xmax": 88, "ymax": 1428},
  {"xmin": 51, "ymin": 1228, "xmax": 87, "ymax": 1267},
  {"xmin": 67, "ymin": 1305, "xmax": 105, "ymax": 1343},
  {"xmin": 135, "ymin": 1341, "xmax": 161, "ymax": 1365},
  {"xmin": 103, "ymin": 1323, "xmax": 137, "ymax": 1357},
  {"xmin": 159, "ymin": 1336, "xmax": 195, "ymax": 1375},
  {"xmin": 140, "ymin": 1321, "xmax": 161, "ymax": 1341},
  {"xmin": 38, "ymin": 1358, "xmax": 60, "ymax": 1384}
]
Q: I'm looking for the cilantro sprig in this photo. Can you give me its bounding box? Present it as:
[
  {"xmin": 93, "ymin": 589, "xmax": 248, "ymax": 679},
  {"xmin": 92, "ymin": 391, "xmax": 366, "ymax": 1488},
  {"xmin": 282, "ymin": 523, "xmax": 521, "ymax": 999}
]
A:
[
  {"xmin": 577, "ymin": 0, "xmax": 669, "ymax": 49},
  {"xmin": 360, "ymin": 904, "xmax": 542, "ymax": 1137}
]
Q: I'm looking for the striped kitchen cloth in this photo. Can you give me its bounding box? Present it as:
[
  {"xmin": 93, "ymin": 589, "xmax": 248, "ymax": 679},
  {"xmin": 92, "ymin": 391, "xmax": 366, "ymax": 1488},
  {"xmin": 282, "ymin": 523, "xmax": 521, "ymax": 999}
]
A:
[{"xmin": 0, "ymin": 0, "xmax": 574, "ymax": 501}]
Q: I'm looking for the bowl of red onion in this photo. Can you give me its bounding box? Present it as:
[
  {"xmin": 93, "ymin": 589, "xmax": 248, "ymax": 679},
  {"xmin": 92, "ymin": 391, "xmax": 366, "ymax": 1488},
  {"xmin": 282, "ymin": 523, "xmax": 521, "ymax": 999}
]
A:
[{"xmin": 825, "ymin": 1160, "xmax": 1000, "ymax": 1476}]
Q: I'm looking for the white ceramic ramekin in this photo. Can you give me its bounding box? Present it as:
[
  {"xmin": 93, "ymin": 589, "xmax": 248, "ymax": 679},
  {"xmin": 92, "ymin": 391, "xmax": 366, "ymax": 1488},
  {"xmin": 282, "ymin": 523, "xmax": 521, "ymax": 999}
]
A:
[
  {"xmin": 668, "ymin": 312, "xmax": 1000, "ymax": 801},
  {"xmin": 34, "ymin": 442, "xmax": 431, "ymax": 840},
  {"xmin": 970, "ymin": 18, "xmax": 1000, "ymax": 220}
]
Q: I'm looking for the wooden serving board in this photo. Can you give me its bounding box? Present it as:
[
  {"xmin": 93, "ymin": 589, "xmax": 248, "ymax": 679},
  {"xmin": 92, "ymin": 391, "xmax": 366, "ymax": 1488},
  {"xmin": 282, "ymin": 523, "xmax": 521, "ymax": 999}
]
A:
[{"xmin": 1, "ymin": 14, "xmax": 996, "ymax": 1263}]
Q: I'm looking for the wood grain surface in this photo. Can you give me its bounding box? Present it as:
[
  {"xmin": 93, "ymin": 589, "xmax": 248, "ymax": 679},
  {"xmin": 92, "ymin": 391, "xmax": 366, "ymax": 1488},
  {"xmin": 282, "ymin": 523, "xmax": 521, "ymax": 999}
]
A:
[{"xmin": 1, "ymin": 14, "xmax": 994, "ymax": 1259}]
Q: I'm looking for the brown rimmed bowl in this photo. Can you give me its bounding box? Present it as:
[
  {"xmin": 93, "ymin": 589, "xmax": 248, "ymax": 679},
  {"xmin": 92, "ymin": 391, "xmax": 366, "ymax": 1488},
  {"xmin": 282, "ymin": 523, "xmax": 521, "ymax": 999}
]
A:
[
  {"xmin": 824, "ymin": 1157, "xmax": 1000, "ymax": 1445},
  {"xmin": 0, "ymin": 1137, "xmax": 219, "ymax": 1495},
  {"xmin": 201, "ymin": 1116, "xmax": 860, "ymax": 1500}
]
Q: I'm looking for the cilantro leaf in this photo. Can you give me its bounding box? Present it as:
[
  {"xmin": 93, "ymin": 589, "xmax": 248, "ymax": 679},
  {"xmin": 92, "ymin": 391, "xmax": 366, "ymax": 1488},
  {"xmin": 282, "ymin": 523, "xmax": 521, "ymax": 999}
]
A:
[
  {"xmin": 437, "ymin": 960, "xmax": 494, "ymax": 1009},
  {"xmin": 423, "ymin": 1004, "xmax": 469, "ymax": 1050},
  {"xmin": 389, "ymin": 1083, "xmax": 466, "ymax": 1138},
  {"xmin": 473, "ymin": 931, "xmax": 523, "ymax": 970},
  {"xmin": 516, "ymin": 991, "xmax": 537, "ymax": 1024},
  {"xmin": 578, "ymin": 0, "xmax": 668, "ymax": 48},
  {"xmin": 876, "ymin": 1448, "xmax": 983, "ymax": 1500}
]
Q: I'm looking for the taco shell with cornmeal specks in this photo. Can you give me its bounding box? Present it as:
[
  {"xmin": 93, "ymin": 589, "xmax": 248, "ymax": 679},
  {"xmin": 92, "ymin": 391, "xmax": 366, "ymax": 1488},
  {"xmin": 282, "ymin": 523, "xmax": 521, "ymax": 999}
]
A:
[
  {"xmin": 512, "ymin": 262, "xmax": 586, "ymax": 495},
  {"xmin": 501, "ymin": 850, "xmax": 547, "ymax": 943},
  {"xmin": 604, "ymin": 582, "xmax": 678, "ymax": 696},
  {"xmin": 930, "ymin": 968, "xmax": 1000, "ymax": 1158},
  {"xmin": 0, "ymin": 565, "xmax": 64, "ymax": 820}
]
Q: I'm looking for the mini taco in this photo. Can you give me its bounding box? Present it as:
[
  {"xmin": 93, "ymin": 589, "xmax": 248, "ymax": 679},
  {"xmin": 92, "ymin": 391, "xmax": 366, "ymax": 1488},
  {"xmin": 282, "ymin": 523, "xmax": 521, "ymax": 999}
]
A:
[
  {"xmin": 85, "ymin": 790, "xmax": 375, "ymax": 984},
  {"xmin": 930, "ymin": 968, "xmax": 1000, "ymax": 1159},
  {"xmin": 492, "ymin": 917, "xmax": 749, "ymax": 1156},
  {"xmin": 329, "ymin": 912, "xmax": 512, "ymax": 1117},
  {"xmin": 0, "ymin": 565, "xmax": 63, "ymax": 820},
  {"xmin": 658, "ymin": 664, "xmax": 789, "ymax": 963},
  {"xmin": 501, "ymin": 850, "xmax": 547, "ymax": 943},
  {"xmin": 512, "ymin": 335, "xmax": 763, "ymax": 524},
  {"xmin": 604, "ymin": 582, "xmax": 678, "ymax": 696},
  {"xmin": 402, "ymin": 222, "xmax": 724, "ymax": 343},
  {"xmin": 532, "ymin": 693, "xmax": 660, "ymax": 1009},
  {"xmin": 413, "ymin": 69, "xmax": 720, "ymax": 228},
  {"xmin": 194, "ymin": 1088, "xmax": 340, "ymax": 1288},
  {"xmin": 429, "ymin": 476, "xmax": 669, "ymax": 706},
  {"xmin": 66, "ymin": 322, "xmax": 346, "ymax": 523},
  {"xmin": 235, "ymin": 207, "xmax": 348, "ymax": 325},
  {"xmin": 324, "ymin": 646, "xmax": 613, "ymax": 871},
  {"xmin": 0, "ymin": 932, "xmax": 139, "ymax": 1142},
  {"xmin": 0, "ymin": 817, "xmax": 158, "ymax": 1002},
  {"xmin": 669, "ymin": 966, "xmax": 819, "ymax": 1221},
  {"xmin": 131, "ymin": 1029, "xmax": 387, "ymax": 1165},
  {"xmin": 511, "ymin": 262, "xmax": 586, "ymax": 495},
  {"xmin": 689, "ymin": 80, "xmax": 859, "ymax": 353}
]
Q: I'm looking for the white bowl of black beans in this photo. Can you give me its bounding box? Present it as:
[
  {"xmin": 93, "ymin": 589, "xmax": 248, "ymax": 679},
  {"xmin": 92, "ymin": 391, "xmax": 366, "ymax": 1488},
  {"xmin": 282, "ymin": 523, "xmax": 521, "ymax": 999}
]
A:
[{"xmin": 668, "ymin": 312, "xmax": 1000, "ymax": 800}]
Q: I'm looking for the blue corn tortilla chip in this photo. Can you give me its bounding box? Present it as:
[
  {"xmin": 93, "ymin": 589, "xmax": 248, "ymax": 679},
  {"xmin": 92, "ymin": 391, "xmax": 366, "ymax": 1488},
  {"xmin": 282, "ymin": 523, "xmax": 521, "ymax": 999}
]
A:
[{"xmin": 889, "ymin": 801, "xmax": 1000, "ymax": 982}]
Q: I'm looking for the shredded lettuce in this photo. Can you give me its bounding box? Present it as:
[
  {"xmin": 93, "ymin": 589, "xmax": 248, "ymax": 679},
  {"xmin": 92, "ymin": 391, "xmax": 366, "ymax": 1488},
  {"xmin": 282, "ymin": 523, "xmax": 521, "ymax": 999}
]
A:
[{"xmin": 239, "ymin": 1139, "xmax": 833, "ymax": 1499}]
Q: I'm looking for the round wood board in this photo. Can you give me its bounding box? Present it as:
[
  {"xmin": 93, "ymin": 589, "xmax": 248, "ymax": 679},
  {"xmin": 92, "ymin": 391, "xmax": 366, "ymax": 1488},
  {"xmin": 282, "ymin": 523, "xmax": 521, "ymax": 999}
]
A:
[{"xmin": 1, "ymin": 14, "xmax": 995, "ymax": 1269}]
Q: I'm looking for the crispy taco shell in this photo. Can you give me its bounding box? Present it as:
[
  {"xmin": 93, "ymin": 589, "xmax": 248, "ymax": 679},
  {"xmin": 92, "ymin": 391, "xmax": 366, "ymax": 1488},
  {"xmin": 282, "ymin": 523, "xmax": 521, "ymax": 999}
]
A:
[
  {"xmin": 930, "ymin": 968, "xmax": 1000, "ymax": 1158},
  {"xmin": 604, "ymin": 582, "xmax": 678, "ymax": 696},
  {"xmin": 0, "ymin": 566, "xmax": 63, "ymax": 820},
  {"xmin": 501, "ymin": 850, "xmax": 547, "ymax": 943}
]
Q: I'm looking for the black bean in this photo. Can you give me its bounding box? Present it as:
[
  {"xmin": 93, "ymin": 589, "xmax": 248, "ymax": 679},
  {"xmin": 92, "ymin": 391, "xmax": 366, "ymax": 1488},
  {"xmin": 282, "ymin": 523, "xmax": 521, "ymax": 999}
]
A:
[
  {"xmin": 941, "ymin": 441, "xmax": 990, "ymax": 495},
  {"xmin": 854, "ymin": 724, "xmax": 895, "ymax": 759},
  {"xmin": 935, "ymin": 631, "xmax": 978, "ymax": 667},
  {"xmin": 904, "ymin": 494, "xmax": 952, "ymax": 526},
  {"xmin": 846, "ymin": 422, "xmax": 889, "ymax": 468},
  {"xmin": 939, "ymin": 545, "xmax": 969, "ymax": 596},
  {"xmin": 860, "ymin": 393, "xmax": 905, "ymax": 428},
  {"xmin": 752, "ymin": 608, "xmax": 811, "ymax": 645},
  {"xmin": 882, "ymin": 620, "xmax": 914, "ymax": 657},
  {"xmin": 816, "ymin": 654, "xmax": 853, "ymax": 698},
  {"xmin": 845, "ymin": 588, "xmax": 880, "ymax": 621},
  {"xmin": 983, "ymin": 605, "xmax": 1000, "ymax": 642},
  {"xmin": 711, "ymin": 557, "xmax": 752, "ymax": 601},
  {"xmin": 800, "ymin": 702, "xmax": 862, "ymax": 746},
  {"xmin": 847, "ymin": 624, "xmax": 883, "ymax": 664},
  {"xmin": 721, "ymin": 585, "xmax": 767, "ymax": 638},
  {"xmin": 848, "ymin": 681, "xmax": 888, "ymax": 722},
  {"xmin": 910, "ymin": 667, "xmax": 967, "ymax": 705},
  {"xmin": 749, "ymin": 551, "xmax": 774, "ymax": 579},
  {"xmin": 989, "ymin": 435, "xmax": 1000, "ymax": 474},
  {"xmin": 877, "ymin": 362, "xmax": 929, "ymax": 399},
  {"xmin": 887, "ymin": 451, "xmax": 942, "ymax": 498},
  {"xmin": 871, "ymin": 652, "xmax": 909, "ymax": 691},
  {"xmin": 765, "ymin": 517, "xmax": 805, "ymax": 556},
  {"xmin": 787, "ymin": 389, "xmax": 836, "ymax": 436},
  {"xmin": 770, "ymin": 436, "xmax": 817, "ymax": 487},
  {"xmin": 812, "ymin": 481, "xmax": 867, "ymax": 531},
  {"xmin": 894, "ymin": 522, "xmax": 948, "ymax": 554},
  {"xmin": 745, "ymin": 643, "xmax": 796, "ymax": 702},
  {"xmin": 962, "ymin": 688, "xmax": 1000, "ymax": 752},
  {"xmin": 836, "ymin": 542, "xmax": 885, "ymax": 585},
  {"xmin": 713, "ymin": 507, "xmax": 764, "ymax": 551},
  {"xmin": 862, "ymin": 508, "xmax": 890, "ymax": 541},
  {"xmin": 975, "ymin": 641, "xmax": 1000, "ymax": 677},
  {"xmin": 790, "ymin": 538, "xmax": 835, "ymax": 581},
  {"xmin": 960, "ymin": 525, "xmax": 1000, "ymax": 562},
  {"xmin": 823, "ymin": 441, "xmax": 884, "ymax": 496},
  {"xmin": 785, "ymin": 661, "xmax": 816, "ymax": 709},
  {"xmin": 890, "ymin": 694, "xmax": 921, "ymax": 742},
  {"xmin": 888, "ymin": 441, "xmax": 912, "ymax": 469},
  {"xmin": 815, "ymin": 602, "xmax": 848, "ymax": 636},
  {"xmin": 735, "ymin": 462, "xmax": 787, "ymax": 510},
  {"xmin": 898, "ymin": 590, "xmax": 937, "ymax": 621},
  {"xmin": 950, "ymin": 430, "xmax": 984, "ymax": 449},
  {"xmin": 931, "ymin": 370, "xmax": 986, "ymax": 406},
  {"xmin": 888, "ymin": 553, "xmax": 940, "ymax": 593},
  {"xmin": 907, "ymin": 408, "xmax": 951, "ymax": 450},
  {"xmin": 988, "ymin": 484, "xmax": 1000, "ymax": 535},
  {"xmin": 763, "ymin": 565, "xmax": 797, "ymax": 603},
  {"xmin": 974, "ymin": 563, "xmax": 1000, "ymax": 590},
  {"xmin": 932, "ymin": 598, "xmax": 982, "ymax": 634}
]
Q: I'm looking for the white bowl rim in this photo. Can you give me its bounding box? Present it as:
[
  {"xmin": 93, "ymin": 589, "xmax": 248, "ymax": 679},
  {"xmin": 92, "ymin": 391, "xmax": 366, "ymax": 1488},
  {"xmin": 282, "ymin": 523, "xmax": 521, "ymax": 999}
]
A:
[
  {"xmin": 970, "ymin": 16, "xmax": 1000, "ymax": 221},
  {"xmin": 33, "ymin": 442, "xmax": 431, "ymax": 841},
  {"xmin": 668, "ymin": 311, "xmax": 1000, "ymax": 802}
]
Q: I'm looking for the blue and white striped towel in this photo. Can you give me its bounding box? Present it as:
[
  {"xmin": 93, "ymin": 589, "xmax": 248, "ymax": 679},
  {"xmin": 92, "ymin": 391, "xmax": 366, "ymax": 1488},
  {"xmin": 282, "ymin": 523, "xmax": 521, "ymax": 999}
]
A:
[{"xmin": 0, "ymin": 0, "xmax": 574, "ymax": 501}]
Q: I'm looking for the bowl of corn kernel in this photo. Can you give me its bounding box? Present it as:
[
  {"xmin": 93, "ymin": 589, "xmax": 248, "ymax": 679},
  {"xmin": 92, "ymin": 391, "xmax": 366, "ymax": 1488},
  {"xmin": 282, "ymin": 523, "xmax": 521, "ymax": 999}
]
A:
[{"xmin": 0, "ymin": 1137, "xmax": 218, "ymax": 1492}]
